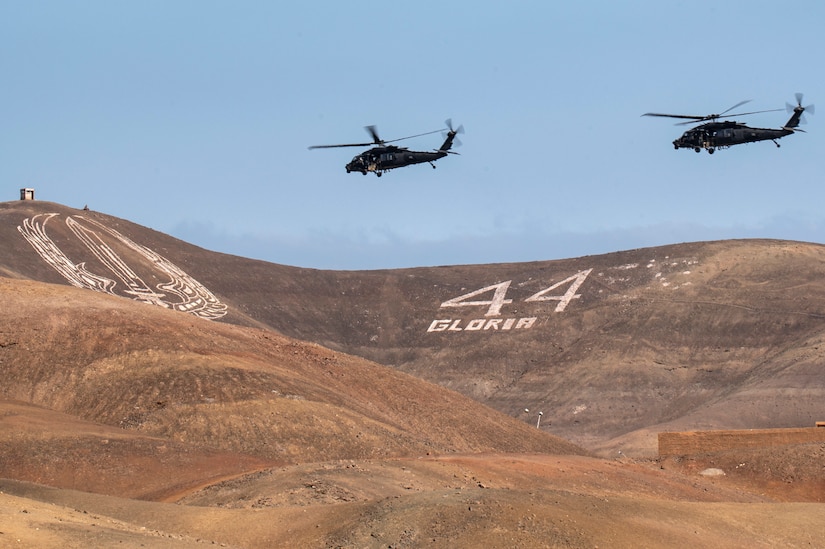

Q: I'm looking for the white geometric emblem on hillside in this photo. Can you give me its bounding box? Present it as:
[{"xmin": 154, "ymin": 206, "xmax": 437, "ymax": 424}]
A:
[{"xmin": 18, "ymin": 213, "xmax": 228, "ymax": 320}]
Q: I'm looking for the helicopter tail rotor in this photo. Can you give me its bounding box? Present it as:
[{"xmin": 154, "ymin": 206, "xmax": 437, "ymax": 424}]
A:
[
  {"xmin": 445, "ymin": 119, "xmax": 465, "ymax": 135},
  {"xmin": 784, "ymin": 93, "xmax": 815, "ymax": 129},
  {"xmin": 794, "ymin": 92, "xmax": 815, "ymax": 115},
  {"xmin": 439, "ymin": 119, "xmax": 464, "ymax": 152}
]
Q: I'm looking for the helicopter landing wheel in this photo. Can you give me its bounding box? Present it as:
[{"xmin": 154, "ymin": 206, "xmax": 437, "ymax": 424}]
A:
[
  {"xmin": 376, "ymin": 172, "xmax": 382, "ymax": 177},
  {"xmin": 694, "ymin": 147, "xmax": 701, "ymax": 153},
  {"xmin": 708, "ymin": 148, "xmax": 715, "ymax": 154}
]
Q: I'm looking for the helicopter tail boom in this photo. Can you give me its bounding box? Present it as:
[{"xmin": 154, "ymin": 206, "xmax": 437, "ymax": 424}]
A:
[
  {"xmin": 439, "ymin": 132, "xmax": 457, "ymax": 152},
  {"xmin": 784, "ymin": 105, "xmax": 805, "ymax": 130}
]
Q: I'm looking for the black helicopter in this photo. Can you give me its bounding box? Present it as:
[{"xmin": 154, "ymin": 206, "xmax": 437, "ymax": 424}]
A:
[
  {"xmin": 309, "ymin": 120, "xmax": 463, "ymax": 176},
  {"xmin": 643, "ymin": 94, "xmax": 813, "ymax": 154}
]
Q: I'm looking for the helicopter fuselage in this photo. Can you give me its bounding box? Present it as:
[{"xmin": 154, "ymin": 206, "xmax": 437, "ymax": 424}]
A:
[
  {"xmin": 346, "ymin": 146, "xmax": 449, "ymax": 176},
  {"xmin": 674, "ymin": 120, "xmax": 794, "ymax": 153}
]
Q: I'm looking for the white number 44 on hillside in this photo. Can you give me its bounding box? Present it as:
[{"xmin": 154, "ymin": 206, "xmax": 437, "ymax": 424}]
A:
[{"xmin": 439, "ymin": 269, "xmax": 592, "ymax": 317}]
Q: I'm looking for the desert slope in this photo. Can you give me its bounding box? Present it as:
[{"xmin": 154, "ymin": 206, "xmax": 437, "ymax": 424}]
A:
[{"xmin": 2, "ymin": 200, "xmax": 824, "ymax": 455}]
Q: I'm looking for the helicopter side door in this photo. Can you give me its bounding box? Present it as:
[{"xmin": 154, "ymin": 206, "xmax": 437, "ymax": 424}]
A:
[
  {"xmin": 713, "ymin": 128, "xmax": 736, "ymax": 146},
  {"xmin": 379, "ymin": 152, "xmax": 395, "ymax": 167}
]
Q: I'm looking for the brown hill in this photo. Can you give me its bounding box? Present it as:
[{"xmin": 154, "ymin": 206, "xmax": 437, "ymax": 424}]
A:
[
  {"xmin": 2, "ymin": 200, "xmax": 823, "ymax": 455},
  {"xmin": 0, "ymin": 276, "xmax": 581, "ymax": 467},
  {"xmin": 1, "ymin": 199, "xmax": 824, "ymax": 547}
]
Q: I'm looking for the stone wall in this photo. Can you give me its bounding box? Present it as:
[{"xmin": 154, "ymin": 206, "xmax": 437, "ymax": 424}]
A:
[{"xmin": 658, "ymin": 427, "xmax": 825, "ymax": 456}]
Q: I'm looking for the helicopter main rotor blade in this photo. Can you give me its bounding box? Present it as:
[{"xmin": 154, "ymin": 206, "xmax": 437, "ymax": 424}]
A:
[
  {"xmin": 309, "ymin": 124, "xmax": 448, "ymax": 150},
  {"xmin": 308, "ymin": 142, "xmax": 375, "ymax": 149},
  {"xmin": 642, "ymin": 113, "xmax": 708, "ymax": 120},
  {"xmin": 365, "ymin": 125, "xmax": 383, "ymax": 145},
  {"xmin": 645, "ymin": 100, "xmax": 757, "ymax": 124},
  {"xmin": 723, "ymin": 108, "xmax": 784, "ymax": 117},
  {"xmin": 382, "ymin": 128, "xmax": 447, "ymax": 144},
  {"xmin": 309, "ymin": 125, "xmax": 388, "ymax": 149},
  {"xmin": 673, "ymin": 107, "xmax": 785, "ymax": 125},
  {"xmin": 690, "ymin": 100, "xmax": 753, "ymax": 122},
  {"xmin": 719, "ymin": 99, "xmax": 752, "ymax": 116}
]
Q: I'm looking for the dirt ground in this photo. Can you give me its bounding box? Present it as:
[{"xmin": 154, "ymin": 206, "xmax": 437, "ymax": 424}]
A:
[{"xmin": 2, "ymin": 449, "xmax": 824, "ymax": 548}]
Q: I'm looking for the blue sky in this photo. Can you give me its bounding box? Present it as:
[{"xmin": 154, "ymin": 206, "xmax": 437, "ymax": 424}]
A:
[{"xmin": 3, "ymin": 1, "xmax": 823, "ymax": 269}]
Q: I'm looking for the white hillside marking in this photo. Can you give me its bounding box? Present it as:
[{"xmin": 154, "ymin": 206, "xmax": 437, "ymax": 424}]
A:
[
  {"xmin": 18, "ymin": 213, "xmax": 227, "ymax": 320},
  {"xmin": 524, "ymin": 269, "xmax": 592, "ymax": 312},
  {"xmin": 430, "ymin": 270, "xmax": 592, "ymax": 335},
  {"xmin": 18, "ymin": 214, "xmax": 118, "ymax": 294}
]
